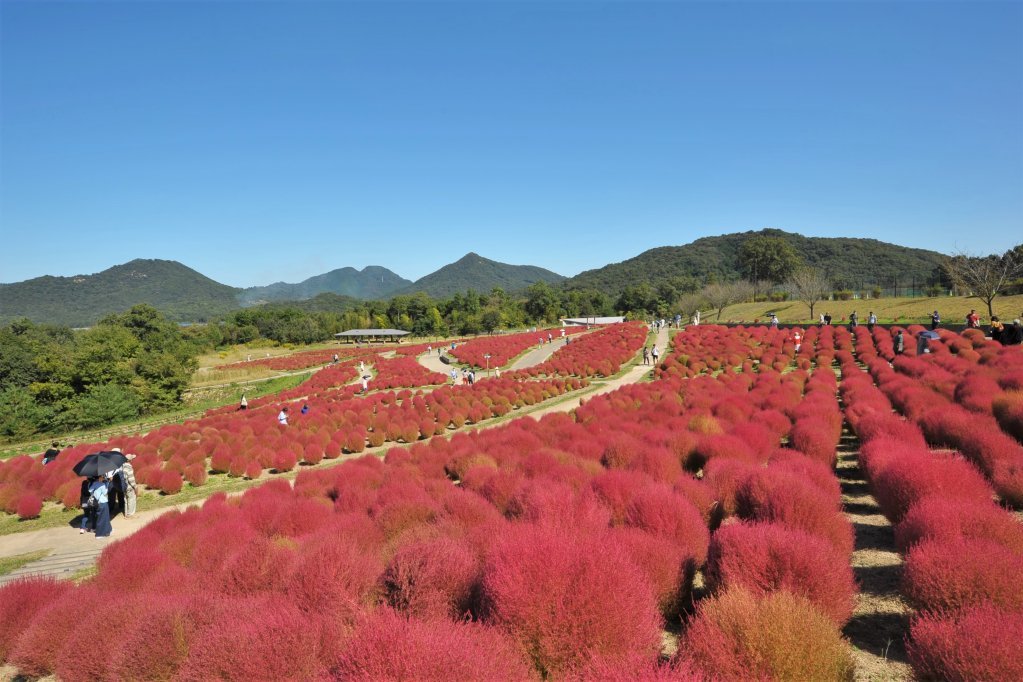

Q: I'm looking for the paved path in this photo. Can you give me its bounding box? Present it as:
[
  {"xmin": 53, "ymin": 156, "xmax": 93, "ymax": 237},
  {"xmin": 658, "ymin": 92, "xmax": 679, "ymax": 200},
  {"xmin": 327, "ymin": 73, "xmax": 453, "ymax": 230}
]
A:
[
  {"xmin": 0, "ymin": 502, "xmax": 196, "ymax": 586},
  {"xmin": 0, "ymin": 326, "xmax": 667, "ymax": 583}
]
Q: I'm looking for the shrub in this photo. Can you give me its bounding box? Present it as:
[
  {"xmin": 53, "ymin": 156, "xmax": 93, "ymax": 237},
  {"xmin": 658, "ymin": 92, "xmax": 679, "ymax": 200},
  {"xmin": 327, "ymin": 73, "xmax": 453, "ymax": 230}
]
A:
[
  {"xmin": 334, "ymin": 609, "xmax": 537, "ymax": 681},
  {"xmin": 383, "ymin": 535, "xmax": 481, "ymax": 620},
  {"xmin": 902, "ymin": 537, "xmax": 1023, "ymax": 612},
  {"xmin": 158, "ymin": 470, "xmax": 183, "ymax": 495},
  {"xmin": 624, "ymin": 485, "xmax": 710, "ymax": 565},
  {"xmin": 8, "ymin": 586, "xmax": 104, "ymax": 677},
  {"xmin": 907, "ymin": 604, "xmax": 1023, "ymax": 682},
  {"xmin": 480, "ymin": 524, "xmax": 662, "ymax": 678},
  {"xmin": 895, "ymin": 497, "xmax": 1023, "ymax": 554},
  {"xmin": 15, "ymin": 492, "xmax": 43, "ymax": 519},
  {"xmin": 680, "ymin": 588, "xmax": 854, "ymax": 682},
  {"xmin": 734, "ymin": 468, "xmax": 853, "ymax": 556},
  {"xmin": 704, "ymin": 521, "xmax": 856, "ymax": 625},
  {"xmin": 612, "ymin": 526, "xmax": 696, "ymax": 619},
  {"xmin": 177, "ymin": 599, "xmax": 326, "ymax": 681},
  {"xmin": 184, "ymin": 464, "xmax": 207, "ymax": 487},
  {"xmin": 272, "ymin": 448, "xmax": 298, "ymax": 472},
  {"xmin": 0, "ymin": 577, "xmax": 73, "ymax": 661},
  {"xmin": 871, "ymin": 452, "xmax": 993, "ymax": 523}
]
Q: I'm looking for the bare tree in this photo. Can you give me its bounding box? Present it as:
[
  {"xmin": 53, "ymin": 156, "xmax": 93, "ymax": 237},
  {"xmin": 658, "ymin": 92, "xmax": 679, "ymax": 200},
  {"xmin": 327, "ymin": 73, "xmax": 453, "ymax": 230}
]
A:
[
  {"xmin": 702, "ymin": 280, "xmax": 754, "ymax": 321},
  {"xmin": 786, "ymin": 267, "xmax": 831, "ymax": 321},
  {"xmin": 676, "ymin": 292, "xmax": 706, "ymax": 323},
  {"xmin": 943, "ymin": 249, "xmax": 1023, "ymax": 319}
]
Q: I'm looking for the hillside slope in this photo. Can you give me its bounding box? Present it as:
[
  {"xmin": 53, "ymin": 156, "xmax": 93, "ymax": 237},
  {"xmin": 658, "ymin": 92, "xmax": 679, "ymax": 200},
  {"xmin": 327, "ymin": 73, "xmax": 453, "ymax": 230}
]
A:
[
  {"xmin": 0, "ymin": 259, "xmax": 240, "ymax": 327},
  {"xmin": 396, "ymin": 252, "xmax": 566, "ymax": 298},
  {"xmin": 564, "ymin": 229, "xmax": 947, "ymax": 294},
  {"xmin": 237, "ymin": 266, "xmax": 411, "ymax": 305}
]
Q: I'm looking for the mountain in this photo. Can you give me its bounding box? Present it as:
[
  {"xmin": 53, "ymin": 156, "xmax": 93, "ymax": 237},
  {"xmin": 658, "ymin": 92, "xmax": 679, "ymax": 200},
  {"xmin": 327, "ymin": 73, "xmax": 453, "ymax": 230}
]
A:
[
  {"xmin": 396, "ymin": 252, "xmax": 566, "ymax": 298},
  {"xmin": 0, "ymin": 259, "xmax": 241, "ymax": 327},
  {"xmin": 238, "ymin": 266, "xmax": 411, "ymax": 306},
  {"xmin": 564, "ymin": 229, "xmax": 947, "ymax": 294}
]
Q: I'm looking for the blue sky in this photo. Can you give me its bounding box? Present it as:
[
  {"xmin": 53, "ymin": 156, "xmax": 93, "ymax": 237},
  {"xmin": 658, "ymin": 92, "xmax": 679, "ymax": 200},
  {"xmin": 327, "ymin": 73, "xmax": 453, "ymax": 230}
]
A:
[{"xmin": 1, "ymin": 1, "xmax": 1021, "ymax": 288}]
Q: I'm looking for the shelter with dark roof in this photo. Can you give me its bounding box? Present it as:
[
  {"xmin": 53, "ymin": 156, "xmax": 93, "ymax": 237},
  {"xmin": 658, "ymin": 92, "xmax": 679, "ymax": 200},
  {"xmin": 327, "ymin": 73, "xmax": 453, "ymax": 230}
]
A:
[{"xmin": 334, "ymin": 329, "xmax": 411, "ymax": 343}]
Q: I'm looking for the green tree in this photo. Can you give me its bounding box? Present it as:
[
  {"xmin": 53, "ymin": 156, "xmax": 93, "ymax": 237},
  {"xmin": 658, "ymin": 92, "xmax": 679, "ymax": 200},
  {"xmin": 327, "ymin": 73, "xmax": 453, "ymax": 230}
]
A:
[
  {"xmin": 524, "ymin": 282, "xmax": 561, "ymax": 323},
  {"xmin": 738, "ymin": 236, "xmax": 802, "ymax": 296}
]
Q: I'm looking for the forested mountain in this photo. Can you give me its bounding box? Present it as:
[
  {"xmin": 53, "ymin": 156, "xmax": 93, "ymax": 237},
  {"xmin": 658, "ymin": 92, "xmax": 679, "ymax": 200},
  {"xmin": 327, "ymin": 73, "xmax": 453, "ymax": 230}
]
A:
[
  {"xmin": 396, "ymin": 252, "xmax": 566, "ymax": 299},
  {"xmin": 564, "ymin": 229, "xmax": 947, "ymax": 295},
  {"xmin": 0, "ymin": 259, "xmax": 240, "ymax": 327},
  {"xmin": 237, "ymin": 266, "xmax": 411, "ymax": 306}
]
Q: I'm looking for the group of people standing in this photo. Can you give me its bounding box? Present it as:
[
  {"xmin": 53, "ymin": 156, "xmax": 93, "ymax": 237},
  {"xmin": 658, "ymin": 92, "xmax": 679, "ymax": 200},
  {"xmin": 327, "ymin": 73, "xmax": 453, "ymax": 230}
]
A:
[{"xmin": 79, "ymin": 448, "xmax": 137, "ymax": 539}]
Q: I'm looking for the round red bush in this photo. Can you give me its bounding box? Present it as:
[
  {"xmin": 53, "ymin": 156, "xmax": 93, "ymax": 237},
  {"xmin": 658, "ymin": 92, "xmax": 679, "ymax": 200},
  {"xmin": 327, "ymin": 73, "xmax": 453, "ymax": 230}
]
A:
[
  {"xmin": 334, "ymin": 609, "xmax": 536, "ymax": 681},
  {"xmin": 895, "ymin": 497, "xmax": 1023, "ymax": 554},
  {"xmin": 903, "ymin": 537, "xmax": 1023, "ymax": 612},
  {"xmin": 15, "ymin": 493, "xmax": 43, "ymax": 519},
  {"xmin": 704, "ymin": 521, "xmax": 856, "ymax": 625},
  {"xmin": 0, "ymin": 577, "xmax": 73, "ymax": 661},
  {"xmin": 480, "ymin": 524, "xmax": 662, "ymax": 678},
  {"xmin": 907, "ymin": 603, "xmax": 1023, "ymax": 682},
  {"xmin": 383, "ymin": 535, "xmax": 481, "ymax": 620}
]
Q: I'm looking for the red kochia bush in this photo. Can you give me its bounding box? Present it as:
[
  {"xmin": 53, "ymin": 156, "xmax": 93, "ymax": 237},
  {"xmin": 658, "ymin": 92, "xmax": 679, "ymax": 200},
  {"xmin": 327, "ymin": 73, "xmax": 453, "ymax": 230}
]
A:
[
  {"xmin": 895, "ymin": 497, "xmax": 1023, "ymax": 554},
  {"xmin": 902, "ymin": 537, "xmax": 1023, "ymax": 612},
  {"xmin": 624, "ymin": 485, "xmax": 710, "ymax": 565},
  {"xmin": 907, "ymin": 604, "xmax": 1023, "ymax": 682},
  {"xmin": 480, "ymin": 524, "xmax": 662, "ymax": 678},
  {"xmin": 871, "ymin": 451, "xmax": 993, "ymax": 523},
  {"xmin": 176, "ymin": 599, "xmax": 326, "ymax": 680},
  {"xmin": 704, "ymin": 522, "xmax": 856, "ymax": 625},
  {"xmin": 0, "ymin": 577, "xmax": 73, "ymax": 661},
  {"xmin": 383, "ymin": 535, "xmax": 481, "ymax": 620},
  {"xmin": 334, "ymin": 609, "xmax": 537, "ymax": 681},
  {"xmin": 680, "ymin": 588, "xmax": 854, "ymax": 682},
  {"xmin": 734, "ymin": 468, "xmax": 854, "ymax": 556},
  {"xmin": 15, "ymin": 492, "xmax": 43, "ymax": 519}
]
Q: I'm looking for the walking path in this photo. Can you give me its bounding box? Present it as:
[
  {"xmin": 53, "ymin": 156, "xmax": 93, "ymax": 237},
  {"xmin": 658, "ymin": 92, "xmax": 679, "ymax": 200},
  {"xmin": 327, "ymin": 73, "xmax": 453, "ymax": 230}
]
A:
[{"xmin": 0, "ymin": 326, "xmax": 667, "ymax": 583}]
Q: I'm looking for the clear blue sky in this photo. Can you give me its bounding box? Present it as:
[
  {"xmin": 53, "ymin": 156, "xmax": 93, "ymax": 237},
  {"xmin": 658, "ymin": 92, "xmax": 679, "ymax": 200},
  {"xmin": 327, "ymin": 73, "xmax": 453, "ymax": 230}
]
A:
[{"xmin": 1, "ymin": 1, "xmax": 1021, "ymax": 288}]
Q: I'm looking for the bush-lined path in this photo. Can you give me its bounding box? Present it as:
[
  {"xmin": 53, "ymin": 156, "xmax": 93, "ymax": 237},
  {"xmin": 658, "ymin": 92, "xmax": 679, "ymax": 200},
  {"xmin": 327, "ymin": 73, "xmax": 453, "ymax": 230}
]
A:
[{"xmin": 0, "ymin": 326, "xmax": 666, "ymax": 585}]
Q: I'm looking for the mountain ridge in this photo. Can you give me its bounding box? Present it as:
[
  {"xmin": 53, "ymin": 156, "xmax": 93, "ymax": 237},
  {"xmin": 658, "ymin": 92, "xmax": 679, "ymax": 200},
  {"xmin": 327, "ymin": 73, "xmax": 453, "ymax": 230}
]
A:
[{"xmin": 394, "ymin": 252, "xmax": 566, "ymax": 298}]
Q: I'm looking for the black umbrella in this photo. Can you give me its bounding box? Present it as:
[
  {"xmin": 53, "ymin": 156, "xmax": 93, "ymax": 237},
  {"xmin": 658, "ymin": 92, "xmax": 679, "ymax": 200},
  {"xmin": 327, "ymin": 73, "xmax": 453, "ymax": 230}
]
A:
[
  {"xmin": 439, "ymin": 355, "xmax": 451, "ymax": 365},
  {"xmin": 73, "ymin": 451, "xmax": 127, "ymax": 478}
]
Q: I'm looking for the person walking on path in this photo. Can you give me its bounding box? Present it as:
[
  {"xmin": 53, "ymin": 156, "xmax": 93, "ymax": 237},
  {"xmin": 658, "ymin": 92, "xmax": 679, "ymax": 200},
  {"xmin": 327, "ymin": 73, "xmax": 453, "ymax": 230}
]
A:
[
  {"xmin": 121, "ymin": 453, "xmax": 138, "ymax": 517},
  {"xmin": 90, "ymin": 475, "xmax": 113, "ymax": 539},
  {"xmin": 930, "ymin": 310, "xmax": 941, "ymax": 330},
  {"xmin": 278, "ymin": 406, "xmax": 289, "ymax": 426},
  {"xmin": 42, "ymin": 441, "xmax": 61, "ymax": 465},
  {"xmin": 867, "ymin": 312, "xmax": 877, "ymax": 332},
  {"xmin": 769, "ymin": 313, "xmax": 778, "ymax": 328},
  {"xmin": 823, "ymin": 312, "xmax": 832, "ymax": 326},
  {"xmin": 651, "ymin": 346, "xmax": 660, "ymax": 364},
  {"xmin": 849, "ymin": 311, "xmax": 858, "ymax": 329},
  {"xmin": 966, "ymin": 309, "xmax": 980, "ymax": 329},
  {"xmin": 361, "ymin": 375, "xmax": 369, "ymax": 393},
  {"xmin": 239, "ymin": 394, "xmax": 248, "ymax": 410},
  {"xmin": 642, "ymin": 347, "xmax": 650, "ymax": 365},
  {"xmin": 895, "ymin": 329, "xmax": 905, "ymax": 355}
]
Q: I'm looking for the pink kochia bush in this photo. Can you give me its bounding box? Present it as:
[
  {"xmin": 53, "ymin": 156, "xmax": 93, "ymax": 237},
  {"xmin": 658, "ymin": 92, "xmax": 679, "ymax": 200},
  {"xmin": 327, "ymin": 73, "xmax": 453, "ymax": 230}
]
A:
[
  {"xmin": 902, "ymin": 537, "xmax": 1023, "ymax": 612},
  {"xmin": 334, "ymin": 609, "xmax": 537, "ymax": 681},
  {"xmin": 480, "ymin": 524, "xmax": 663, "ymax": 678},
  {"xmin": 680, "ymin": 588, "xmax": 854, "ymax": 682},
  {"xmin": 907, "ymin": 604, "xmax": 1023, "ymax": 682},
  {"xmin": 704, "ymin": 521, "xmax": 856, "ymax": 625}
]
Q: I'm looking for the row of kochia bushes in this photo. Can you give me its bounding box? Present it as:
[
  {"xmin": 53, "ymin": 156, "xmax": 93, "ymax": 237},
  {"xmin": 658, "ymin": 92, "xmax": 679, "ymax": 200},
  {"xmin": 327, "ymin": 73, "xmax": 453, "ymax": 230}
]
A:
[
  {"xmin": 0, "ymin": 336, "xmax": 864, "ymax": 680},
  {"xmin": 840, "ymin": 352, "xmax": 1023, "ymax": 681},
  {"xmin": 449, "ymin": 326, "xmax": 585, "ymax": 369},
  {"xmin": 0, "ymin": 323, "xmax": 644, "ymax": 520}
]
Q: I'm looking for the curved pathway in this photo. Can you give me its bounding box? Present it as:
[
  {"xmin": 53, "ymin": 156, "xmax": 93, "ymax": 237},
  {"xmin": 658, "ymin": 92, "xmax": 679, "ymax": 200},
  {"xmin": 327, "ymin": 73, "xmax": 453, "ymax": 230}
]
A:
[{"xmin": 0, "ymin": 326, "xmax": 668, "ymax": 583}]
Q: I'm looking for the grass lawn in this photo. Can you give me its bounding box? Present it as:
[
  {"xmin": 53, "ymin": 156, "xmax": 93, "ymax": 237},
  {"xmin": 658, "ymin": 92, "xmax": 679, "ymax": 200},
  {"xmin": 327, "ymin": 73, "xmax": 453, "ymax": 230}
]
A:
[
  {"xmin": 0, "ymin": 549, "xmax": 52, "ymax": 576},
  {"xmin": 706, "ymin": 293, "xmax": 1023, "ymax": 326}
]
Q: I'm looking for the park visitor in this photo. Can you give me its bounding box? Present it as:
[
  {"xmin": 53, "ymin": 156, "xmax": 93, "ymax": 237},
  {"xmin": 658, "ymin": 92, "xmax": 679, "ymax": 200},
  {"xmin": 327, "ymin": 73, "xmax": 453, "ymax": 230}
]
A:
[
  {"xmin": 278, "ymin": 407, "xmax": 289, "ymax": 426},
  {"xmin": 121, "ymin": 453, "xmax": 138, "ymax": 517},
  {"xmin": 642, "ymin": 347, "xmax": 650, "ymax": 365},
  {"xmin": 849, "ymin": 311, "xmax": 858, "ymax": 329},
  {"xmin": 991, "ymin": 316, "xmax": 1004, "ymax": 344},
  {"xmin": 239, "ymin": 394, "xmax": 248, "ymax": 410},
  {"xmin": 79, "ymin": 477, "xmax": 97, "ymax": 534},
  {"xmin": 894, "ymin": 330, "xmax": 905, "ymax": 355},
  {"xmin": 42, "ymin": 441, "xmax": 61, "ymax": 465},
  {"xmin": 823, "ymin": 312, "xmax": 832, "ymax": 325},
  {"xmin": 931, "ymin": 310, "xmax": 941, "ymax": 330},
  {"xmin": 966, "ymin": 309, "xmax": 980, "ymax": 329},
  {"xmin": 867, "ymin": 312, "xmax": 877, "ymax": 331}
]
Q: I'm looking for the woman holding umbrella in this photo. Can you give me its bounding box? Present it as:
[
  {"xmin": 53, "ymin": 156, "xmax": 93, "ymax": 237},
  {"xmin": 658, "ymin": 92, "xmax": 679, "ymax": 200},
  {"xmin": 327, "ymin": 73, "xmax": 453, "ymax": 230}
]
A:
[{"xmin": 73, "ymin": 450, "xmax": 125, "ymax": 538}]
